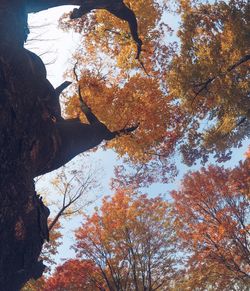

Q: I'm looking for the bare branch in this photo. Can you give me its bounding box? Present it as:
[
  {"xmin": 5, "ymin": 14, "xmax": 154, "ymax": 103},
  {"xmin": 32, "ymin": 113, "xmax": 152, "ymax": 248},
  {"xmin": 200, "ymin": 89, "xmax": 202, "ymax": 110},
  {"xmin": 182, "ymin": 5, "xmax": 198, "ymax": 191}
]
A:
[{"xmin": 48, "ymin": 166, "xmax": 99, "ymax": 232}]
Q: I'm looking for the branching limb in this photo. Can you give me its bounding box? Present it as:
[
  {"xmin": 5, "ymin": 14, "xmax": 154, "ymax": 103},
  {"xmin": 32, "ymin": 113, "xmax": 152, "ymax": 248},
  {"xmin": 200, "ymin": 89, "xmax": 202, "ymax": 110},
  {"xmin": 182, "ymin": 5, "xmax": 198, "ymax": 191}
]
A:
[
  {"xmin": 105, "ymin": 2, "xmax": 142, "ymax": 60},
  {"xmin": 73, "ymin": 61, "xmax": 100, "ymax": 124},
  {"xmin": 48, "ymin": 168, "xmax": 99, "ymax": 232},
  {"xmin": 191, "ymin": 54, "xmax": 250, "ymax": 105},
  {"xmin": 27, "ymin": 0, "xmax": 143, "ymax": 57},
  {"xmin": 55, "ymin": 81, "xmax": 72, "ymax": 97},
  {"xmin": 36, "ymin": 64, "xmax": 138, "ymax": 176},
  {"xmin": 72, "ymin": 61, "xmax": 139, "ymax": 140}
]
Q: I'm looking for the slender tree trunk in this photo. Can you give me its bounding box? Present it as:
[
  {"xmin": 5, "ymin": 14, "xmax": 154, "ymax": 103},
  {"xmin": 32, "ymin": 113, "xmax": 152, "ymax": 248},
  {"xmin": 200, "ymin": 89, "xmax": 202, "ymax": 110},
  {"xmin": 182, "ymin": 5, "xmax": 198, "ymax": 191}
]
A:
[{"xmin": 0, "ymin": 1, "xmax": 50, "ymax": 289}]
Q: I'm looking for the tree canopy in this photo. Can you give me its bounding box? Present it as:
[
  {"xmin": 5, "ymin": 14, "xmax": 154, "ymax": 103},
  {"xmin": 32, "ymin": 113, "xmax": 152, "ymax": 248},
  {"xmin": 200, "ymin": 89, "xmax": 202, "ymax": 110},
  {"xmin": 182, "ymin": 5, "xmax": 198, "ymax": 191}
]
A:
[
  {"xmin": 41, "ymin": 152, "xmax": 249, "ymax": 290},
  {"xmin": 56, "ymin": 0, "xmax": 249, "ymax": 186},
  {"xmin": 45, "ymin": 190, "xmax": 179, "ymax": 290},
  {"xmin": 0, "ymin": 0, "xmax": 249, "ymax": 288},
  {"xmin": 172, "ymin": 153, "xmax": 250, "ymax": 289}
]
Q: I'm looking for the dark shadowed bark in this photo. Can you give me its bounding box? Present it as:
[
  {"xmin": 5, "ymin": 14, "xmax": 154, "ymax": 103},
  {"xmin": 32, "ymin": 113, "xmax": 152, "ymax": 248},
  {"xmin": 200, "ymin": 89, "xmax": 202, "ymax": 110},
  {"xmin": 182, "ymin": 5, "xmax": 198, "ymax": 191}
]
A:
[
  {"xmin": 0, "ymin": 1, "xmax": 50, "ymax": 289},
  {"xmin": 0, "ymin": 0, "xmax": 139, "ymax": 289}
]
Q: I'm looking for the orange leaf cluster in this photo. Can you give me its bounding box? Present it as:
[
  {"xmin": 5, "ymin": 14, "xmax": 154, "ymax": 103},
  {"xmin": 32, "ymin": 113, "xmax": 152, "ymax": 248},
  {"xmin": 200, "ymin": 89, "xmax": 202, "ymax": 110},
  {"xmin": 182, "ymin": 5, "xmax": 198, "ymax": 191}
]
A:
[
  {"xmin": 172, "ymin": 154, "xmax": 250, "ymax": 286},
  {"xmin": 72, "ymin": 190, "xmax": 178, "ymax": 290}
]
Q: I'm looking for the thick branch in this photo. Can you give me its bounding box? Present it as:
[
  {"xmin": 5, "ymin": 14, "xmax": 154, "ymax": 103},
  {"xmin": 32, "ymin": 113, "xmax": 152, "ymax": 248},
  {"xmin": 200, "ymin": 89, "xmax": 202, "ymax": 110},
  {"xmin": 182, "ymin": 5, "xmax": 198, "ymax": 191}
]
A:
[
  {"xmin": 55, "ymin": 81, "xmax": 72, "ymax": 97},
  {"xmin": 27, "ymin": 0, "xmax": 142, "ymax": 60},
  {"xmin": 26, "ymin": 0, "xmax": 119, "ymax": 13}
]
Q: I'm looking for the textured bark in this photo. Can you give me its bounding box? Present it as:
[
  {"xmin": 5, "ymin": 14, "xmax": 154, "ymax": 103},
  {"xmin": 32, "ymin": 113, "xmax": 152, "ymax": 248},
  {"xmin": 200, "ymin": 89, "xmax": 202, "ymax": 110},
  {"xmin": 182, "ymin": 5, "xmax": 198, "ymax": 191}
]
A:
[{"xmin": 0, "ymin": 1, "xmax": 50, "ymax": 289}]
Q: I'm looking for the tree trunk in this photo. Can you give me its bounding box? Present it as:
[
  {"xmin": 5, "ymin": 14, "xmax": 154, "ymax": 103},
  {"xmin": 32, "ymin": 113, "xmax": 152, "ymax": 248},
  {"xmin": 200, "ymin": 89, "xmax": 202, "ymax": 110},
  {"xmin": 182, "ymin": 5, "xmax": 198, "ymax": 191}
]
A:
[{"xmin": 0, "ymin": 1, "xmax": 50, "ymax": 289}]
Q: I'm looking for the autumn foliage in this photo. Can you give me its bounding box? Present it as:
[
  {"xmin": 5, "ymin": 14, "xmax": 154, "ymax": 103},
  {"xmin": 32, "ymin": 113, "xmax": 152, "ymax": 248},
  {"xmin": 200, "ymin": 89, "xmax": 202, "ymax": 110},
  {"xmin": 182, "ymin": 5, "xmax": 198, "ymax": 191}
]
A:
[
  {"xmin": 172, "ymin": 154, "xmax": 250, "ymax": 289},
  {"xmin": 44, "ymin": 259, "xmax": 100, "ymax": 290},
  {"xmin": 168, "ymin": 0, "xmax": 250, "ymax": 165},
  {"xmin": 56, "ymin": 0, "xmax": 250, "ymax": 187},
  {"xmin": 44, "ymin": 190, "xmax": 178, "ymax": 290},
  {"xmin": 42, "ymin": 152, "xmax": 249, "ymax": 289},
  {"xmin": 37, "ymin": 151, "xmax": 250, "ymax": 290},
  {"xmin": 58, "ymin": 0, "xmax": 180, "ymax": 186},
  {"xmin": 24, "ymin": 0, "xmax": 249, "ymax": 289},
  {"xmin": 74, "ymin": 190, "xmax": 178, "ymax": 290}
]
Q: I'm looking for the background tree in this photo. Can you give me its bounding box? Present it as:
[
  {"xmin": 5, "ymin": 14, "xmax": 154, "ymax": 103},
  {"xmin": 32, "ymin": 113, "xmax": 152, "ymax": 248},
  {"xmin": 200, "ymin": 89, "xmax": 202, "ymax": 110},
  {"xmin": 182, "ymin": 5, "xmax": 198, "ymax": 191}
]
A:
[
  {"xmin": 44, "ymin": 259, "xmax": 102, "ymax": 291},
  {"xmin": 47, "ymin": 163, "xmax": 101, "ymax": 232},
  {"xmin": 59, "ymin": 0, "xmax": 249, "ymax": 188},
  {"xmin": 167, "ymin": 0, "xmax": 250, "ymax": 165},
  {"xmin": 172, "ymin": 153, "xmax": 250, "ymax": 289},
  {"xmin": 53, "ymin": 190, "xmax": 178, "ymax": 290},
  {"xmin": 21, "ymin": 161, "xmax": 101, "ymax": 289}
]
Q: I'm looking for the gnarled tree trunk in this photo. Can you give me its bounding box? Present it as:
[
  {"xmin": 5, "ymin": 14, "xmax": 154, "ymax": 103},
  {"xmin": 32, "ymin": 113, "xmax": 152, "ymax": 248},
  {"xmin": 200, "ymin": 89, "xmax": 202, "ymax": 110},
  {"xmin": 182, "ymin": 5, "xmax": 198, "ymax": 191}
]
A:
[{"xmin": 0, "ymin": 1, "xmax": 50, "ymax": 289}]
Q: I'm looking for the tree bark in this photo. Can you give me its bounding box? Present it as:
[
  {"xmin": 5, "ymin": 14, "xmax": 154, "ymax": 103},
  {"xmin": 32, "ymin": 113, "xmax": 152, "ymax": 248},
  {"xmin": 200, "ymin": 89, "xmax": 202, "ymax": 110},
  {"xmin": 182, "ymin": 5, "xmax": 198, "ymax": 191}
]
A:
[{"xmin": 0, "ymin": 1, "xmax": 50, "ymax": 289}]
